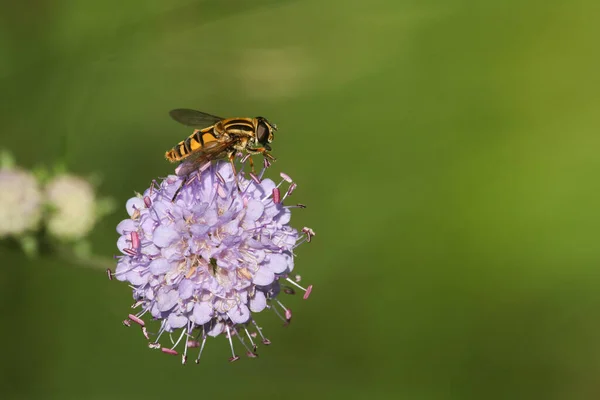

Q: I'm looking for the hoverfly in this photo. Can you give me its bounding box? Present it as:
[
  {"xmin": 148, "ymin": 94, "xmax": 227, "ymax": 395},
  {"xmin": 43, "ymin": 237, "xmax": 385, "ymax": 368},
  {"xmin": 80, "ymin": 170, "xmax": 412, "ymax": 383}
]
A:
[{"xmin": 165, "ymin": 109, "xmax": 277, "ymax": 199}]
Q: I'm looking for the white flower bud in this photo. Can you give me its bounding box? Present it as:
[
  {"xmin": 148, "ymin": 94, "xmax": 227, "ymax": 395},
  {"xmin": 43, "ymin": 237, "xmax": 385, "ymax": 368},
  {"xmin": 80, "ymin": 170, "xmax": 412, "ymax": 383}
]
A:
[
  {"xmin": 45, "ymin": 175, "xmax": 96, "ymax": 240},
  {"xmin": 0, "ymin": 169, "xmax": 43, "ymax": 237}
]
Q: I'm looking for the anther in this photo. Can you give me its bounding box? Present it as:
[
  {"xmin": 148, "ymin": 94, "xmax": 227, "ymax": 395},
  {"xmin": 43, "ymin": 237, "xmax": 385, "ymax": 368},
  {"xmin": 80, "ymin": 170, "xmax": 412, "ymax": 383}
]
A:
[
  {"xmin": 285, "ymin": 183, "xmax": 297, "ymax": 197},
  {"xmin": 122, "ymin": 319, "xmax": 131, "ymax": 327},
  {"xmin": 142, "ymin": 326, "xmax": 150, "ymax": 340},
  {"xmin": 182, "ymin": 354, "xmax": 187, "ymax": 365},
  {"xmin": 272, "ymin": 188, "xmax": 281, "ymax": 204},
  {"xmin": 130, "ymin": 232, "xmax": 140, "ymax": 251},
  {"xmin": 144, "ymin": 196, "xmax": 152, "ymax": 208},
  {"xmin": 249, "ymin": 172, "xmax": 261, "ymax": 185},
  {"xmin": 241, "ymin": 153, "xmax": 251, "ymax": 163},
  {"xmin": 128, "ymin": 314, "xmax": 145, "ymax": 326},
  {"xmin": 123, "ymin": 248, "xmax": 137, "ymax": 256},
  {"xmin": 302, "ymin": 227, "xmax": 315, "ymax": 243},
  {"xmin": 148, "ymin": 342, "xmax": 160, "ymax": 349},
  {"xmin": 280, "ymin": 172, "xmax": 293, "ymax": 183},
  {"xmin": 106, "ymin": 268, "xmax": 113, "ymax": 280},
  {"xmin": 283, "ymin": 286, "xmax": 296, "ymax": 295},
  {"xmin": 303, "ymin": 285, "xmax": 313, "ymax": 300},
  {"xmin": 161, "ymin": 348, "xmax": 178, "ymax": 355}
]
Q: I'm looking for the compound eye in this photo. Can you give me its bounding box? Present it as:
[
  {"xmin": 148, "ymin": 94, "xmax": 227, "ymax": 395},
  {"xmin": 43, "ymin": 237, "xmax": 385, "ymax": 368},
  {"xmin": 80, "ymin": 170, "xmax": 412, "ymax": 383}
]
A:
[{"xmin": 257, "ymin": 121, "xmax": 270, "ymax": 144}]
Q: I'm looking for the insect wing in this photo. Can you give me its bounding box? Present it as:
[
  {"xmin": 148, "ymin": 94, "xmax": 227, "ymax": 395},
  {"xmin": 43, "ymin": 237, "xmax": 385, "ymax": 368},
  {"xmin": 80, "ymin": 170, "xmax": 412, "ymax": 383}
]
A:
[
  {"xmin": 174, "ymin": 139, "xmax": 235, "ymax": 176},
  {"xmin": 169, "ymin": 109, "xmax": 223, "ymax": 128}
]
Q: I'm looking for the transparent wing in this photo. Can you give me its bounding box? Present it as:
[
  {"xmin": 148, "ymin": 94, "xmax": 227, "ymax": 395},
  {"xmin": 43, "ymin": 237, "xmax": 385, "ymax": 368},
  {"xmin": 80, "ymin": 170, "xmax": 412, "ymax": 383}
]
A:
[
  {"xmin": 174, "ymin": 139, "xmax": 235, "ymax": 176},
  {"xmin": 169, "ymin": 109, "xmax": 223, "ymax": 128}
]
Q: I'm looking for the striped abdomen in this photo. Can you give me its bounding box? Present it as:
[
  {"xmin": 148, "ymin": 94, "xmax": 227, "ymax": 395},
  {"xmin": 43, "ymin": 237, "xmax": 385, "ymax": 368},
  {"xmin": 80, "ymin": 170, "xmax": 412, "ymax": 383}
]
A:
[{"xmin": 165, "ymin": 127, "xmax": 219, "ymax": 162}]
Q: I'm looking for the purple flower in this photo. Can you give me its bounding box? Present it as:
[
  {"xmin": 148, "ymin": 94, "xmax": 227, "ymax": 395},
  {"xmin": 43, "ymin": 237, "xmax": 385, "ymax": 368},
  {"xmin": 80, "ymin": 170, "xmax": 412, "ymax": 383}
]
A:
[{"xmin": 113, "ymin": 160, "xmax": 314, "ymax": 363}]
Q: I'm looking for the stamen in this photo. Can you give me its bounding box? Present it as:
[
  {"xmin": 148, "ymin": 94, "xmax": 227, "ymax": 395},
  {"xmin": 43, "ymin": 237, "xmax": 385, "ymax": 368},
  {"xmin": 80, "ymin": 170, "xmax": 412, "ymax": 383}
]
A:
[
  {"xmin": 244, "ymin": 327, "xmax": 257, "ymax": 351},
  {"xmin": 225, "ymin": 325, "xmax": 240, "ymax": 362},
  {"xmin": 272, "ymin": 188, "xmax": 281, "ymax": 204},
  {"xmin": 182, "ymin": 323, "xmax": 191, "ymax": 364},
  {"xmin": 251, "ymin": 320, "xmax": 271, "ymax": 345},
  {"xmin": 275, "ymin": 299, "xmax": 292, "ymax": 322},
  {"xmin": 170, "ymin": 329, "xmax": 187, "ymax": 351},
  {"xmin": 195, "ymin": 329, "xmax": 208, "ymax": 364},
  {"xmin": 285, "ymin": 277, "xmax": 311, "ymax": 296},
  {"xmin": 215, "ymin": 172, "xmax": 226, "ymax": 186},
  {"xmin": 269, "ymin": 304, "xmax": 289, "ymax": 326},
  {"xmin": 233, "ymin": 328, "xmax": 257, "ymax": 358},
  {"xmin": 131, "ymin": 300, "xmax": 144, "ymax": 309}
]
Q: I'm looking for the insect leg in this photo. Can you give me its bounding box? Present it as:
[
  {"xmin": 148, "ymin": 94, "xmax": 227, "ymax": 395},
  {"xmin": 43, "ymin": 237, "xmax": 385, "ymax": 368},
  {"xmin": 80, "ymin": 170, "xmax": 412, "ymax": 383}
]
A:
[
  {"xmin": 228, "ymin": 153, "xmax": 241, "ymax": 191},
  {"xmin": 172, "ymin": 176, "xmax": 188, "ymax": 202}
]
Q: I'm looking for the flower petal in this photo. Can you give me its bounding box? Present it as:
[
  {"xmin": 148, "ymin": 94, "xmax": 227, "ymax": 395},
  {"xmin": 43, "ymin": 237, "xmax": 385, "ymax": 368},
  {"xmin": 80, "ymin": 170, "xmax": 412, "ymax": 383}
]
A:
[
  {"xmin": 156, "ymin": 288, "xmax": 178, "ymax": 312},
  {"xmin": 178, "ymin": 279, "xmax": 194, "ymax": 299},
  {"xmin": 228, "ymin": 304, "xmax": 250, "ymax": 324},
  {"xmin": 249, "ymin": 290, "xmax": 266, "ymax": 312},
  {"xmin": 149, "ymin": 258, "xmax": 171, "ymax": 275},
  {"xmin": 167, "ymin": 313, "xmax": 188, "ymax": 329},
  {"xmin": 266, "ymin": 253, "xmax": 289, "ymax": 274},
  {"xmin": 245, "ymin": 199, "xmax": 264, "ymax": 221},
  {"xmin": 153, "ymin": 225, "xmax": 179, "ymax": 247},
  {"xmin": 253, "ymin": 266, "xmax": 275, "ymax": 286},
  {"xmin": 116, "ymin": 219, "xmax": 136, "ymax": 234},
  {"xmin": 192, "ymin": 302, "xmax": 213, "ymax": 325}
]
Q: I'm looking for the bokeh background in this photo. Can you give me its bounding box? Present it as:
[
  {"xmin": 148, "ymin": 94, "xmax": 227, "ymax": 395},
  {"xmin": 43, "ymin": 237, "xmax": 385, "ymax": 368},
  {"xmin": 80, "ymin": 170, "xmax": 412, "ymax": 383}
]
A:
[{"xmin": 2, "ymin": 0, "xmax": 600, "ymax": 398}]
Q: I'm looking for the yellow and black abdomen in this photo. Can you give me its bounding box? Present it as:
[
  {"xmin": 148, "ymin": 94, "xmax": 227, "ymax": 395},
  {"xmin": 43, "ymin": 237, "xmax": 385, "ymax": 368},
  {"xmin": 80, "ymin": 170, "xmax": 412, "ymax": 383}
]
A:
[{"xmin": 165, "ymin": 127, "xmax": 219, "ymax": 162}]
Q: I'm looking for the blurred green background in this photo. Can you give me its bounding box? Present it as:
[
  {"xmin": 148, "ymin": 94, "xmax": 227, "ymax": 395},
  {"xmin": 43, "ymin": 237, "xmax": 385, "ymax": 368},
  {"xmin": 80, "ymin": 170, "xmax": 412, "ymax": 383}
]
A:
[{"xmin": 2, "ymin": 0, "xmax": 600, "ymax": 398}]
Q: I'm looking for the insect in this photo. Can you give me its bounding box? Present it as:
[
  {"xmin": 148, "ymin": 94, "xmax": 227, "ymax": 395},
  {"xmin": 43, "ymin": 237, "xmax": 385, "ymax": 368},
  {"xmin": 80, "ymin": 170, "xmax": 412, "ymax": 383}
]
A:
[{"xmin": 165, "ymin": 109, "xmax": 277, "ymax": 199}]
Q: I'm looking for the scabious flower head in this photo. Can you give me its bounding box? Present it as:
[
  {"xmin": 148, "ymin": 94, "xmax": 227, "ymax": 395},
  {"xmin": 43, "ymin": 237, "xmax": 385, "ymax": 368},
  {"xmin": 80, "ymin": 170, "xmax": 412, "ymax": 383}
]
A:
[
  {"xmin": 0, "ymin": 168, "xmax": 42, "ymax": 238},
  {"xmin": 113, "ymin": 160, "xmax": 313, "ymax": 363},
  {"xmin": 45, "ymin": 175, "xmax": 97, "ymax": 240}
]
